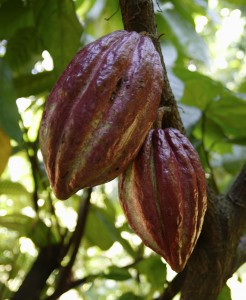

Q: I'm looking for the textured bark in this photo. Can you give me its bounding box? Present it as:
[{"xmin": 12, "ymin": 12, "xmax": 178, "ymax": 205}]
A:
[
  {"xmin": 11, "ymin": 244, "xmax": 62, "ymax": 300},
  {"xmin": 119, "ymin": 1, "xmax": 246, "ymax": 299}
]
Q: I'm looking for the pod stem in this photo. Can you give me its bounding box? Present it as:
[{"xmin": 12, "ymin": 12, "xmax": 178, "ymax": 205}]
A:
[{"xmin": 153, "ymin": 106, "xmax": 171, "ymax": 129}]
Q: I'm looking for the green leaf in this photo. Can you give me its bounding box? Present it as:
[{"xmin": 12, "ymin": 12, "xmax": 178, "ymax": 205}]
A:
[
  {"xmin": 0, "ymin": 59, "xmax": 22, "ymax": 142},
  {"xmin": 0, "ymin": 214, "xmax": 58, "ymax": 247},
  {"xmin": 117, "ymin": 292, "xmax": 143, "ymax": 300},
  {"xmin": 192, "ymin": 117, "xmax": 228, "ymax": 153},
  {"xmin": 85, "ymin": 204, "xmax": 135, "ymax": 257},
  {"xmin": 179, "ymin": 104, "xmax": 201, "ymax": 135},
  {"xmin": 5, "ymin": 26, "xmax": 43, "ymax": 73},
  {"xmin": 208, "ymin": 96, "xmax": 246, "ymax": 139},
  {"xmin": 84, "ymin": 205, "xmax": 116, "ymax": 251},
  {"xmin": 84, "ymin": 0, "xmax": 123, "ymax": 39},
  {"xmin": 0, "ymin": 180, "xmax": 31, "ymax": 199},
  {"xmin": 136, "ymin": 256, "xmax": 166, "ymax": 290},
  {"xmin": 103, "ymin": 266, "xmax": 132, "ymax": 281},
  {"xmin": 0, "ymin": 129, "xmax": 11, "ymax": 176},
  {"xmin": 75, "ymin": 0, "xmax": 97, "ymax": 18},
  {"xmin": 0, "ymin": 0, "xmax": 34, "ymax": 39},
  {"xmin": 217, "ymin": 284, "xmax": 232, "ymax": 300},
  {"xmin": 238, "ymin": 80, "xmax": 246, "ymax": 93},
  {"xmin": 221, "ymin": 146, "xmax": 246, "ymax": 175},
  {"xmin": 33, "ymin": 0, "xmax": 83, "ymax": 75},
  {"xmin": 14, "ymin": 71, "xmax": 56, "ymax": 97},
  {"xmin": 0, "ymin": 282, "xmax": 12, "ymax": 300},
  {"xmin": 160, "ymin": 9, "xmax": 209, "ymax": 64},
  {"xmin": 174, "ymin": 67, "xmax": 225, "ymax": 110}
]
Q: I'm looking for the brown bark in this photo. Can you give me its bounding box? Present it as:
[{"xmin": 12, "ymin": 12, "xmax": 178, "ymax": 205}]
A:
[{"xmin": 119, "ymin": 1, "xmax": 246, "ymax": 299}]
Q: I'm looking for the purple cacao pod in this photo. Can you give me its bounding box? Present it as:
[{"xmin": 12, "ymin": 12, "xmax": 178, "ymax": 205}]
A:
[
  {"xmin": 119, "ymin": 128, "xmax": 207, "ymax": 272},
  {"xmin": 39, "ymin": 30, "xmax": 163, "ymax": 200}
]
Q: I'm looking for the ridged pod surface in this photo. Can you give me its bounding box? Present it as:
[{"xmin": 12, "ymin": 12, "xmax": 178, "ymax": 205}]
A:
[
  {"xmin": 119, "ymin": 128, "xmax": 207, "ymax": 272},
  {"xmin": 39, "ymin": 30, "xmax": 163, "ymax": 200}
]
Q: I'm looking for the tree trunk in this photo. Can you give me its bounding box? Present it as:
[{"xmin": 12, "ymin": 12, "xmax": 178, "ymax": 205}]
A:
[{"xmin": 119, "ymin": 1, "xmax": 246, "ymax": 299}]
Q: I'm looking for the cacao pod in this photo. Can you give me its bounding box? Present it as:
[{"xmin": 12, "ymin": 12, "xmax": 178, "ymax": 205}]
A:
[
  {"xmin": 119, "ymin": 128, "xmax": 207, "ymax": 272},
  {"xmin": 39, "ymin": 30, "xmax": 163, "ymax": 200}
]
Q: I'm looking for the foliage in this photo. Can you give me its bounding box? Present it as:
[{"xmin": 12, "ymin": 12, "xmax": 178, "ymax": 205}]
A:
[{"xmin": 0, "ymin": 0, "xmax": 245, "ymax": 299}]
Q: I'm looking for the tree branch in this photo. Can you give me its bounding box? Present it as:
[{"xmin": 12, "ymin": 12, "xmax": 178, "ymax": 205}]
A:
[
  {"xmin": 156, "ymin": 269, "xmax": 187, "ymax": 300},
  {"xmin": 46, "ymin": 188, "xmax": 92, "ymax": 300},
  {"xmin": 119, "ymin": 1, "xmax": 246, "ymax": 300},
  {"xmin": 11, "ymin": 244, "xmax": 62, "ymax": 300}
]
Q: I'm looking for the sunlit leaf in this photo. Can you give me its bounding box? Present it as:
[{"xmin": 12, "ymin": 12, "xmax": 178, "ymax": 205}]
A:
[
  {"xmin": 32, "ymin": 0, "xmax": 83, "ymax": 75},
  {"xmin": 208, "ymin": 96, "xmax": 246, "ymax": 139},
  {"xmin": 84, "ymin": 0, "xmax": 123, "ymax": 39},
  {"xmin": 0, "ymin": 179, "xmax": 31, "ymax": 199},
  {"xmin": 84, "ymin": 205, "xmax": 116, "ymax": 251},
  {"xmin": 0, "ymin": 214, "xmax": 58, "ymax": 247},
  {"xmin": 85, "ymin": 204, "xmax": 135, "ymax": 257},
  {"xmin": 0, "ymin": 128, "xmax": 11, "ymax": 176},
  {"xmin": 75, "ymin": 0, "xmax": 97, "ymax": 18},
  {"xmin": 160, "ymin": 8, "xmax": 210, "ymax": 64},
  {"xmin": 174, "ymin": 67, "xmax": 225, "ymax": 110},
  {"xmin": 0, "ymin": 282, "xmax": 12, "ymax": 300},
  {"xmin": 136, "ymin": 256, "xmax": 166, "ymax": 290},
  {"xmin": 217, "ymin": 284, "xmax": 232, "ymax": 300}
]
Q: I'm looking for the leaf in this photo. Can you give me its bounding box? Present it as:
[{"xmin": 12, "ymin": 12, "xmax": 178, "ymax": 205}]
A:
[
  {"xmin": 117, "ymin": 292, "xmax": 143, "ymax": 300},
  {"xmin": 217, "ymin": 284, "xmax": 232, "ymax": 300},
  {"xmin": 0, "ymin": 0, "xmax": 34, "ymax": 39},
  {"xmin": 179, "ymin": 104, "xmax": 202, "ymax": 135},
  {"xmin": 0, "ymin": 214, "xmax": 58, "ymax": 247},
  {"xmin": 0, "ymin": 128, "xmax": 11, "ymax": 176},
  {"xmin": 238, "ymin": 80, "xmax": 246, "ymax": 93},
  {"xmin": 136, "ymin": 256, "xmax": 166, "ymax": 290},
  {"xmin": 0, "ymin": 282, "xmax": 12, "ymax": 300},
  {"xmin": 221, "ymin": 146, "xmax": 246, "ymax": 175},
  {"xmin": 84, "ymin": 204, "xmax": 135, "ymax": 257},
  {"xmin": 5, "ymin": 26, "xmax": 43, "ymax": 73},
  {"xmin": 32, "ymin": 0, "xmax": 83, "ymax": 75},
  {"xmin": 174, "ymin": 67, "xmax": 225, "ymax": 110},
  {"xmin": 103, "ymin": 266, "xmax": 132, "ymax": 281},
  {"xmin": 0, "ymin": 180, "xmax": 30, "ymax": 199},
  {"xmin": 160, "ymin": 8, "xmax": 210, "ymax": 64},
  {"xmin": 0, "ymin": 58, "xmax": 22, "ymax": 142},
  {"xmin": 14, "ymin": 71, "xmax": 56, "ymax": 97},
  {"xmin": 84, "ymin": 205, "xmax": 116, "ymax": 251},
  {"xmin": 224, "ymin": 0, "xmax": 246, "ymax": 4},
  {"xmin": 208, "ymin": 96, "xmax": 246, "ymax": 139},
  {"xmin": 84, "ymin": 0, "xmax": 123, "ymax": 39},
  {"xmin": 75, "ymin": 0, "xmax": 97, "ymax": 18}
]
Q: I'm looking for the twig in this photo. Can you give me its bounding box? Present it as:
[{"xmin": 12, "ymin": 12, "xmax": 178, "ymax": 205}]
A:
[
  {"xmin": 46, "ymin": 188, "xmax": 92, "ymax": 300},
  {"xmin": 155, "ymin": 269, "xmax": 187, "ymax": 300}
]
